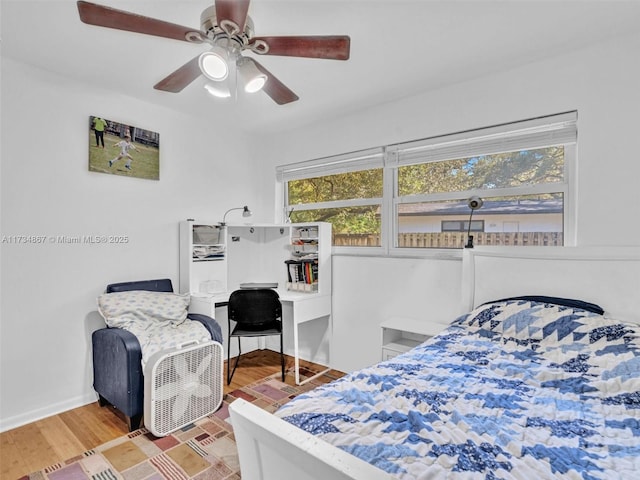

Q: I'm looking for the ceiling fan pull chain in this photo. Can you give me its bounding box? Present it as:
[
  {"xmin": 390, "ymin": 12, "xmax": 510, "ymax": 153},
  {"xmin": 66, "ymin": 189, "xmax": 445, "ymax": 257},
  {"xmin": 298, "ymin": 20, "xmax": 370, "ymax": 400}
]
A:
[{"xmin": 249, "ymin": 39, "xmax": 269, "ymax": 55}]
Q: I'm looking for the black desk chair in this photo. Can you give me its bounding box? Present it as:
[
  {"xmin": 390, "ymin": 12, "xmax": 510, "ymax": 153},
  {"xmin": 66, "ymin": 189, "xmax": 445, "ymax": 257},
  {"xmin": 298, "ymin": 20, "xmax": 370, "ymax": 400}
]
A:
[{"xmin": 227, "ymin": 289, "xmax": 284, "ymax": 385}]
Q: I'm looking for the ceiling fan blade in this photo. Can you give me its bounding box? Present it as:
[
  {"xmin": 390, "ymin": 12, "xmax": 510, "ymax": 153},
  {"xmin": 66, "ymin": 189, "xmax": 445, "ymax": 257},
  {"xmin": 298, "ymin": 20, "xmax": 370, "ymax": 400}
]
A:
[
  {"xmin": 77, "ymin": 1, "xmax": 205, "ymax": 43},
  {"xmin": 154, "ymin": 56, "xmax": 202, "ymax": 93},
  {"xmin": 251, "ymin": 36, "xmax": 350, "ymax": 60},
  {"xmin": 215, "ymin": 0, "xmax": 251, "ymax": 34},
  {"xmin": 252, "ymin": 59, "xmax": 299, "ymax": 105}
]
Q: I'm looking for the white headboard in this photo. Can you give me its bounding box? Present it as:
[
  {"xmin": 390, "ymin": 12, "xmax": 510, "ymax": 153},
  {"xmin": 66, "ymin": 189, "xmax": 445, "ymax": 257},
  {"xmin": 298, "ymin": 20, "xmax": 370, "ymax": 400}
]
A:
[{"xmin": 462, "ymin": 246, "xmax": 640, "ymax": 324}]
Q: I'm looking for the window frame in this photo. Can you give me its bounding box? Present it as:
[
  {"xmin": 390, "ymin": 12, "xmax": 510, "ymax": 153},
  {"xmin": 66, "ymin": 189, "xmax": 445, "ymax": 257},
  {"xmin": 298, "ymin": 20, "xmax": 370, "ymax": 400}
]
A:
[{"xmin": 277, "ymin": 112, "xmax": 577, "ymax": 258}]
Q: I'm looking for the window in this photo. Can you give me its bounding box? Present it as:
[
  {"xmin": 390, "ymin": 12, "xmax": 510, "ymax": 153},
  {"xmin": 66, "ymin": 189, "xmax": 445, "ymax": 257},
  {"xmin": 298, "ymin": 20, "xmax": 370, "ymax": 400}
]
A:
[
  {"xmin": 442, "ymin": 220, "xmax": 484, "ymax": 232},
  {"xmin": 278, "ymin": 112, "xmax": 576, "ymax": 254},
  {"xmin": 279, "ymin": 149, "xmax": 384, "ymax": 248}
]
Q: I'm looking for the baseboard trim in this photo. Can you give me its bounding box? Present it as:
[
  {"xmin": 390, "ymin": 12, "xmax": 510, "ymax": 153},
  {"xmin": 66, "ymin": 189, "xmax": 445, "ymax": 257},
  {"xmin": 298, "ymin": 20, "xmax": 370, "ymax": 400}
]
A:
[{"xmin": 0, "ymin": 392, "xmax": 98, "ymax": 433}]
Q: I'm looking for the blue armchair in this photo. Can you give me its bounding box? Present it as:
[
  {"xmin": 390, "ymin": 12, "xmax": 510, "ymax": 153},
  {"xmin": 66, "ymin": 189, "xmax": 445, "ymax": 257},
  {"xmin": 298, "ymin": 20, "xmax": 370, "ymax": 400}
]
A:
[{"xmin": 92, "ymin": 278, "xmax": 222, "ymax": 431}]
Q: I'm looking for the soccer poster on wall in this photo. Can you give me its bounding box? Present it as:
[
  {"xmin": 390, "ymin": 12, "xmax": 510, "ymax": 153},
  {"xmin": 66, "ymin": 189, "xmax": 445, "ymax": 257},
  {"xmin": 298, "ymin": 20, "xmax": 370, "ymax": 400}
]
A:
[{"xmin": 88, "ymin": 116, "xmax": 160, "ymax": 181}]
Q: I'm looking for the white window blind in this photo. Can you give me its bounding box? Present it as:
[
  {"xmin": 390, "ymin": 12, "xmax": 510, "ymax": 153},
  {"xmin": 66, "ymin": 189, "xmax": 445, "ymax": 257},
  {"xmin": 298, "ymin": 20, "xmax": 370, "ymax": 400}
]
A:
[
  {"xmin": 392, "ymin": 111, "xmax": 577, "ymax": 166},
  {"xmin": 277, "ymin": 147, "xmax": 384, "ymax": 182}
]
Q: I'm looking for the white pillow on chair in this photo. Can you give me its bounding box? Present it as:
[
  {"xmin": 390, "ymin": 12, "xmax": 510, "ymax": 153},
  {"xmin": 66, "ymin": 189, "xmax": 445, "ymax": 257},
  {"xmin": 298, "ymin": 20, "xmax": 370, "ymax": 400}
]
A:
[{"xmin": 97, "ymin": 290, "xmax": 190, "ymax": 329}]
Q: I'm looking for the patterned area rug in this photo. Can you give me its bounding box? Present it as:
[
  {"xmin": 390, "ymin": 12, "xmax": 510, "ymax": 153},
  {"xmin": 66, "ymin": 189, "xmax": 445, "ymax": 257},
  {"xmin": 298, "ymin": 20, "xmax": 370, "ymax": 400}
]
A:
[{"xmin": 22, "ymin": 370, "xmax": 328, "ymax": 480}]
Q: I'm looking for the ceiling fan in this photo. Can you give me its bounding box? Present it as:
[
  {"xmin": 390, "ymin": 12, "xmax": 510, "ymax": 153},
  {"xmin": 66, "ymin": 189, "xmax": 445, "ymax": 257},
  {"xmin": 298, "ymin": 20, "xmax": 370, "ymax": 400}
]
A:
[{"xmin": 77, "ymin": 1, "xmax": 351, "ymax": 104}]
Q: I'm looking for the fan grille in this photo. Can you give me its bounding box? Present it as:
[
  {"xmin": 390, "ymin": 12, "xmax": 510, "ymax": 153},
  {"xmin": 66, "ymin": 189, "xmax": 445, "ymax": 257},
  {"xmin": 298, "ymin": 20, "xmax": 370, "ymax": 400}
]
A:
[{"xmin": 146, "ymin": 341, "xmax": 223, "ymax": 436}]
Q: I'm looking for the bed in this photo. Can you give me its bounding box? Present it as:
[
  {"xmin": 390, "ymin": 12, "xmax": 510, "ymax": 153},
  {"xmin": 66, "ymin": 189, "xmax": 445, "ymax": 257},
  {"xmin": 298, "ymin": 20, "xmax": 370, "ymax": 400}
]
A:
[{"xmin": 229, "ymin": 246, "xmax": 640, "ymax": 479}]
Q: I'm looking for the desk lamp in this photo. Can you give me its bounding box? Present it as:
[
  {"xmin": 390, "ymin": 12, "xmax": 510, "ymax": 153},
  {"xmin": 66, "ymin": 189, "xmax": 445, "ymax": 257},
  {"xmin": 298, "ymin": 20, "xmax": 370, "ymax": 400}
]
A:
[
  {"xmin": 464, "ymin": 196, "xmax": 483, "ymax": 248},
  {"xmin": 220, "ymin": 206, "xmax": 252, "ymax": 226}
]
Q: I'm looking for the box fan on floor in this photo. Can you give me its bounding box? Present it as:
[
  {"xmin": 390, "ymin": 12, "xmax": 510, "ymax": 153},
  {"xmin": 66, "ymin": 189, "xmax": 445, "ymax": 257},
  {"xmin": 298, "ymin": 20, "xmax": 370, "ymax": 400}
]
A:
[{"xmin": 144, "ymin": 340, "xmax": 223, "ymax": 437}]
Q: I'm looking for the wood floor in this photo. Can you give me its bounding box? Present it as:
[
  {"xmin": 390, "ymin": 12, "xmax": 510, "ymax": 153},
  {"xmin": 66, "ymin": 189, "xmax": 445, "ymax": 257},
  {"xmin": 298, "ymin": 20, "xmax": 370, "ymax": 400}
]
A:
[{"xmin": 0, "ymin": 351, "xmax": 344, "ymax": 479}]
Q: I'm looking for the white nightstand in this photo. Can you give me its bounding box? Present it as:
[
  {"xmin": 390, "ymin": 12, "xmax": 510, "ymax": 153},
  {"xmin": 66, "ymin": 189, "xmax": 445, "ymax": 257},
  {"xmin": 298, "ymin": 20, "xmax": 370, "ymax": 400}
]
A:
[{"xmin": 381, "ymin": 317, "xmax": 449, "ymax": 360}]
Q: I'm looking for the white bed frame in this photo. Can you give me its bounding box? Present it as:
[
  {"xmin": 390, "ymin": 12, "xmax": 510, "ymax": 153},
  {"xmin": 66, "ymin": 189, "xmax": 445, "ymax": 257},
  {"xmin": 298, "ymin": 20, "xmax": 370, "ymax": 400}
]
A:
[{"xmin": 230, "ymin": 246, "xmax": 640, "ymax": 480}]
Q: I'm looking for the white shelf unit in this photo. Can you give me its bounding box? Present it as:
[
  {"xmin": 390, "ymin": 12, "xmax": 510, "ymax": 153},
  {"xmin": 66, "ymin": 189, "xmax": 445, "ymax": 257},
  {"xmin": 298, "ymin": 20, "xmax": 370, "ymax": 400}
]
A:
[
  {"xmin": 285, "ymin": 224, "xmax": 330, "ymax": 294},
  {"xmin": 179, "ymin": 222, "xmax": 228, "ymax": 295},
  {"xmin": 381, "ymin": 317, "xmax": 449, "ymax": 360},
  {"xmin": 180, "ymin": 221, "xmax": 331, "ymax": 297}
]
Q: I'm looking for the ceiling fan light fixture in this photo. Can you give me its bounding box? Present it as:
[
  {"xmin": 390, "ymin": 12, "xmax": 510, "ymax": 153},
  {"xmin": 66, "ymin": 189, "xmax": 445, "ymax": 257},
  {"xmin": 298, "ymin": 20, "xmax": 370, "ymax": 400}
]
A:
[
  {"xmin": 199, "ymin": 49, "xmax": 229, "ymax": 81},
  {"xmin": 237, "ymin": 57, "xmax": 267, "ymax": 93},
  {"xmin": 245, "ymin": 74, "xmax": 267, "ymax": 93},
  {"xmin": 204, "ymin": 82, "xmax": 231, "ymax": 98}
]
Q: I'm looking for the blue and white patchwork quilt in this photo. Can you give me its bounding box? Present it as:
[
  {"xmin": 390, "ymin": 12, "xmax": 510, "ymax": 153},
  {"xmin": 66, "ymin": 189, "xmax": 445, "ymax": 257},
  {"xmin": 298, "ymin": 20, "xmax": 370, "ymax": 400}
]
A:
[{"xmin": 276, "ymin": 300, "xmax": 640, "ymax": 479}]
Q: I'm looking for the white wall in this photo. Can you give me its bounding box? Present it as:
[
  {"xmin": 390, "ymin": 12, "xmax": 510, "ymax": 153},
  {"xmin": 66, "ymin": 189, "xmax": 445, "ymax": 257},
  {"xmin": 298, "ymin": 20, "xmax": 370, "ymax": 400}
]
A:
[
  {"xmin": 0, "ymin": 58, "xmax": 260, "ymax": 430},
  {"xmin": 254, "ymin": 32, "xmax": 640, "ymax": 373}
]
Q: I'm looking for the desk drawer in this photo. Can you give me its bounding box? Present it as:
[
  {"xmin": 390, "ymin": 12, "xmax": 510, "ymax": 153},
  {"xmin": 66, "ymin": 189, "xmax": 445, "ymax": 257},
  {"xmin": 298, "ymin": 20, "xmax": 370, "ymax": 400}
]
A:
[{"xmin": 282, "ymin": 295, "xmax": 331, "ymax": 324}]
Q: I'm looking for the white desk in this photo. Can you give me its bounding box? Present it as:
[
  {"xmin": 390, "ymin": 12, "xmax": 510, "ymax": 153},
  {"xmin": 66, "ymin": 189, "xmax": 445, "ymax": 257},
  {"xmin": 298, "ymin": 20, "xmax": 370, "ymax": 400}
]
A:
[{"xmin": 189, "ymin": 289, "xmax": 331, "ymax": 385}]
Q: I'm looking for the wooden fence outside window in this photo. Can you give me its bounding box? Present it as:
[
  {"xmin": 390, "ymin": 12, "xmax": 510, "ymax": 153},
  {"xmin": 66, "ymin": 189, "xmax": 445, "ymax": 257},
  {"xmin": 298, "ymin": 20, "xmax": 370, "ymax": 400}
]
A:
[{"xmin": 333, "ymin": 232, "xmax": 563, "ymax": 248}]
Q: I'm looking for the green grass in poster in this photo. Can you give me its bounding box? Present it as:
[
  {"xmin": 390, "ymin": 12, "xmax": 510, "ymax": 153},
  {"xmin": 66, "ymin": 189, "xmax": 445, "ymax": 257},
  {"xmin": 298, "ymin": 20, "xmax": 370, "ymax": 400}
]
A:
[{"xmin": 88, "ymin": 132, "xmax": 160, "ymax": 180}]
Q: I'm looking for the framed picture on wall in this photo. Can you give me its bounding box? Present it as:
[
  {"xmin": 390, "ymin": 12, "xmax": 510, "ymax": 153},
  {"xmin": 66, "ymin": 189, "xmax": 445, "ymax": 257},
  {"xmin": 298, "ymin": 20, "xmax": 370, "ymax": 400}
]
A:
[{"xmin": 88, "ymin": 115, "xmax": 160, "ymax": 180}]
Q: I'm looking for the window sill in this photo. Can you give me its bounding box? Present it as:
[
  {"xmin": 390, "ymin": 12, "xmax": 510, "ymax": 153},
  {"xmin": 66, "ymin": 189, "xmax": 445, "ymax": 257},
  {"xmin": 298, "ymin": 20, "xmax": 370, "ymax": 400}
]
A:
[{"xmin": 332, "ymin": 246, "xmax": 463, "ymax": 260}]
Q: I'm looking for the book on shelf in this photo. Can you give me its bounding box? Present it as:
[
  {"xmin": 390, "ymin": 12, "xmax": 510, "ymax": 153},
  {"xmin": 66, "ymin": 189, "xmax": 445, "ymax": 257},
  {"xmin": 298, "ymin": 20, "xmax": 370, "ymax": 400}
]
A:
[{"xmin": 285, "ymin": 259, "xmax": 318, "ymax": 288}]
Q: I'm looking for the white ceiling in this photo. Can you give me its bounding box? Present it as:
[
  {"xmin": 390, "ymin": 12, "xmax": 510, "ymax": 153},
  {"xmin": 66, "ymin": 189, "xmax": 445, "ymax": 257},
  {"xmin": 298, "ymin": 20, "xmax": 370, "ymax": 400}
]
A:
[{"xmin": 3, "ymin": 0, "xmax": 640, "ymax": 134}]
